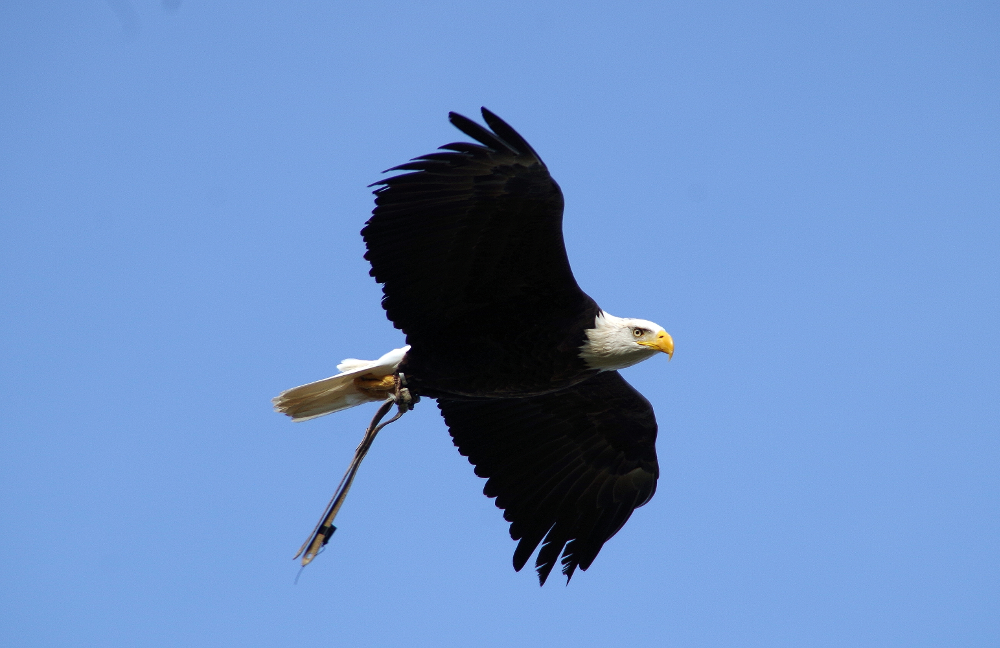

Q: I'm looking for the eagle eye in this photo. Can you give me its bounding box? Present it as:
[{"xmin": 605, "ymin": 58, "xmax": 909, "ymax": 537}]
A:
[{"xmin": 632, "ymin": 328, "xmax": 644, "ymax": 338}]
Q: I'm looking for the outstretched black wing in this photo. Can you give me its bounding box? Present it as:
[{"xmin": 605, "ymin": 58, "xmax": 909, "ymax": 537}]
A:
[
  {"xmin": 362, "ymin": 109, "xmax": 600, "ymax": 398},
  {"xmin": 438, "ymin": 371, "xmax": 659, "ymax": 585}
]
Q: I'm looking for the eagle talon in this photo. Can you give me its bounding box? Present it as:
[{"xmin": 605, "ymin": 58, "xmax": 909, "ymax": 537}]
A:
[{"xmin": 394, "ymin": 373, "xmax": 416, "ymax": 411}]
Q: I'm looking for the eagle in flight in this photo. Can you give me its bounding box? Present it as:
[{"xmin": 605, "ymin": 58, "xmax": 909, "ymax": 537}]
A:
[{"xmin": 273, "ymin": 109, "xmax": 674, "ymax": 585}]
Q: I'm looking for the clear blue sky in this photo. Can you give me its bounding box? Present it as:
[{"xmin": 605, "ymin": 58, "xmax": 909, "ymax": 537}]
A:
[{"xmin": 2, "ymin": 2, "xmax": 998, "ymax": 646}]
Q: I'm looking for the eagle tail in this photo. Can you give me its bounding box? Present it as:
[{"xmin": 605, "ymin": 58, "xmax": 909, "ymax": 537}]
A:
[{"xmin": 272, "ymin": 345, "xmax": 409, "ymax": 422}]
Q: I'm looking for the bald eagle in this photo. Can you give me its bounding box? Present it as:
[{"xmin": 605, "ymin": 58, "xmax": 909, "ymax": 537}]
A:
[{"xmin": 273, "ymin": 109, "xmax": 674, "ymax": 585}]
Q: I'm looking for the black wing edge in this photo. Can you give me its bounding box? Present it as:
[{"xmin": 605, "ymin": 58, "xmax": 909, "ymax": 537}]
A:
[
  {"xmin": 370, "ymin": 108, "xmax": 545, "ymax": 185},
  {"xmin": 448, "ymin": 108, "xmax": 547, "ymax": 163},
  {"xmin": 438, "ymin": 371, "xmax": 659, "ymax": 585}
]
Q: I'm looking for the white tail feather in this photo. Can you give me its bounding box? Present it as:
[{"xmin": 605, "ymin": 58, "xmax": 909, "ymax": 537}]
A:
[
  {"xmin": 272, "ymin": 346, "xmax": 409, "ymax": 422},
  {"xmin": 336, "ymin": 358, "xmax": 374, "ymax": 372}
]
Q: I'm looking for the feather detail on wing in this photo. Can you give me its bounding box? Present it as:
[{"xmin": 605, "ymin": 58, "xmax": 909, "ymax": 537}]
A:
[
  {"xmin": 361, "ymin": 108, "xmax": 599, "ymax": 397},
  {"xmin": 438, "ymin": 370, "xmax": 659, "ymax": 585}
]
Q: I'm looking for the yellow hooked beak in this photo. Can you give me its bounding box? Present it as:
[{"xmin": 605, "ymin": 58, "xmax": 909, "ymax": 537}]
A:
[{"xmin": 638, "ymin": 330, "xmax": 674, "ymax": 360}]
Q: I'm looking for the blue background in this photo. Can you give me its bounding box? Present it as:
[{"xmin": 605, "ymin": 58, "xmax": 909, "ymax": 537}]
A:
[{"xmin": 2, "ymin": 2, "xmax": 998, "ymax": 646}]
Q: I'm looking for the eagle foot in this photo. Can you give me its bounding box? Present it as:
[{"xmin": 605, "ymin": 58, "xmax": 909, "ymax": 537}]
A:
[
  {"xmin": 395, "ymin": 372, "xmax": 418, "ymax": 412},
  {"xmin": 353, "ymin": 373, "xmax": 418, "ymax": 412},
  {"xmin": 353, "ymin": 374, "xmax": 398, "ymax": 399}
]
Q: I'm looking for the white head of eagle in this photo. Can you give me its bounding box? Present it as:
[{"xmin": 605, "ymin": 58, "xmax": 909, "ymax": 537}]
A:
[{"xmin": 579, "ymin": 312, "xmax": 675, "ymax": 371}]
